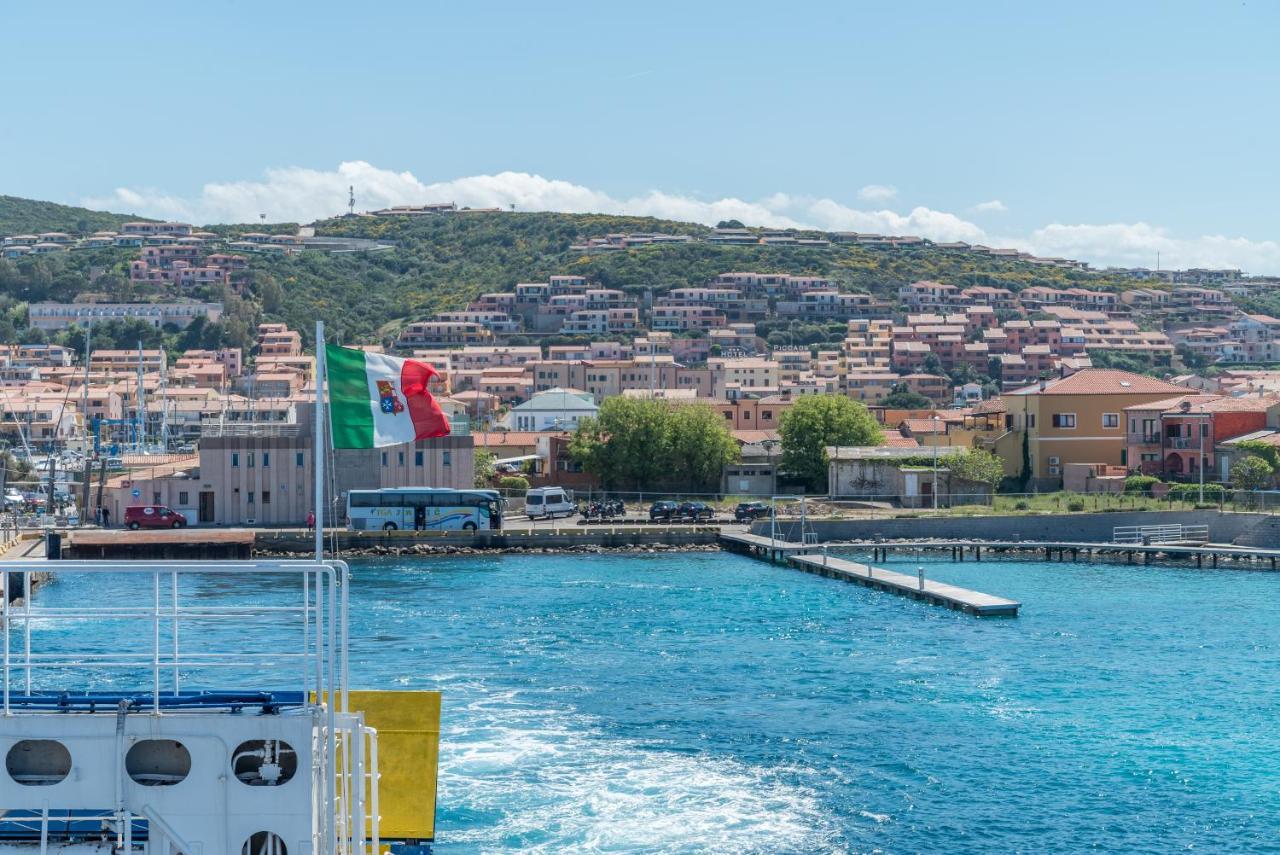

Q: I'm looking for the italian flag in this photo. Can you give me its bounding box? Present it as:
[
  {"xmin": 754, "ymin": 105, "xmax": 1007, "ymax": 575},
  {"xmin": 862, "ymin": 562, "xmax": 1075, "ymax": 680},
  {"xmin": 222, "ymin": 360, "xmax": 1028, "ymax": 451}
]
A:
[{"xmin": 325, "ymin": 345, "xmax": 450, "ymax": 448}]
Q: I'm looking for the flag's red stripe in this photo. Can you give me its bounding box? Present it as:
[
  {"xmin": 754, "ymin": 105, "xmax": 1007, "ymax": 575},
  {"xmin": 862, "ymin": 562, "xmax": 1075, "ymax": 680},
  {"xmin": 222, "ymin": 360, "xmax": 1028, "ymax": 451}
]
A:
[{"xmin": 400, "ymin": 358, "xmax": 451, "ymax": 439}]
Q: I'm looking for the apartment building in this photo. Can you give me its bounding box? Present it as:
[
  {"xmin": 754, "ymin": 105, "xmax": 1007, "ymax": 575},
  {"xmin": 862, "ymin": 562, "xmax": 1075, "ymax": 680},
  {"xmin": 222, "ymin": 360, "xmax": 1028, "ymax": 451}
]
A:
[
  {"xmin": 776, "ymin": 291, "xmax": 890, "ymax": 319},
  {"xmin": 29, "ymin": 301, "xmax": 223, "ymax": 331},
  {"xmin": 396, "ymin": 321, "xmax": 494, "ymax": 348},
  {"xmin": 256, "ymin": 324, "xmax": 303, "ymax": 357},
  {"xmin": 1124, "ymin": 394, "xmax": 1280, "ymax": 480},
  {"xmin": 1000, "ymin": 369, "xmax": 1189, "ymax": 490}
]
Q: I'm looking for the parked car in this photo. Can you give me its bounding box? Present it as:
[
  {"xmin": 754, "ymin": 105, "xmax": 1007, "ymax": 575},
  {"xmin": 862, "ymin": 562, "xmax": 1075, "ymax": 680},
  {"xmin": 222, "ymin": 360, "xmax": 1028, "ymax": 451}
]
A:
[
  {"xmin": 124, "ymin": 505, "xmax": 187, "ymax": 530},
  {"xmin": 648, "ymin": 500, "xmax": 679, "ymax": 522},
  {"xmin": 734, "ymin": 501, "xmax": 771, "ymax": 522},
  {"xmin": 677, "ymin": 501, "xmax": 715, "ymax": 522}
]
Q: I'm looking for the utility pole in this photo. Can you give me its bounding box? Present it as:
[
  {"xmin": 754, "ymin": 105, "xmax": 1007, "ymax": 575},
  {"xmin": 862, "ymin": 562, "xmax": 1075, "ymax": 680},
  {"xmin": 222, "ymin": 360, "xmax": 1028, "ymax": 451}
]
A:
[
  {"xmin": 1199, "ymin": 405, "xmax": 1206, "ymax": 504},
  {"xmin": 45, "ymin": 455, "xmax": 56, "ymax": 518},
  {"xmin": 932, "ymin": 414, "xmax": 941, "ymax": 511}
]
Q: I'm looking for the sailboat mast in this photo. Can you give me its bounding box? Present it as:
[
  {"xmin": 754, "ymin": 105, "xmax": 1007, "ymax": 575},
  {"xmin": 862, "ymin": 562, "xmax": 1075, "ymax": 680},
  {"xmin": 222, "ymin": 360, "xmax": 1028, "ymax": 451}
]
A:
[
  {"xmin": 314, "ymin": 321, "xmax": 326, "ymax": 561},
  {"xmin": 136, "ymin": 339, "xmax": 145, "ymax": 451}
]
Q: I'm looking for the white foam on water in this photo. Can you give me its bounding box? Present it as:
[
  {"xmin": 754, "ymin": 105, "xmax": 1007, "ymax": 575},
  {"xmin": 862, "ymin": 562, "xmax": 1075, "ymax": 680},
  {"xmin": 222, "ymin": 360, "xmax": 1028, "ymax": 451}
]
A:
[{"xmin": 438, "ymin": 694, "xmax": 842, "ymax": 853}]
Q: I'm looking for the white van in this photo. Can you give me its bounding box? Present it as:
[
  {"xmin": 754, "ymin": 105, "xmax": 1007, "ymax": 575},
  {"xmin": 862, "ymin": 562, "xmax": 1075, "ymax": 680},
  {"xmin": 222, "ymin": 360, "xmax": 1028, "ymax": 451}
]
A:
[{"xmin": 525, "ymin": 487, "xmax": 575, "ymax": 520}]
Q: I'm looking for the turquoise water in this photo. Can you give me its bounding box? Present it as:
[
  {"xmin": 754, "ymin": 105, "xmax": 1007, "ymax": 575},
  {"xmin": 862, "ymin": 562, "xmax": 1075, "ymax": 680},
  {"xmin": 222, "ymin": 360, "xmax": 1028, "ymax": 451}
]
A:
[{"xmin": 26, "ymin": 551, "xmax": 1280, "ymax": 853}]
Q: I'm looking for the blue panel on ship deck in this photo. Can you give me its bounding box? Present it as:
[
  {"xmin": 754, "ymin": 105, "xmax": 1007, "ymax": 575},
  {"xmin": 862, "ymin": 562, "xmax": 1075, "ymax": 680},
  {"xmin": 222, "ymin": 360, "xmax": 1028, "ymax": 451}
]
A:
[{"xmin": 3, "ymin": 690, "xmax": 305, "ymax": 712}]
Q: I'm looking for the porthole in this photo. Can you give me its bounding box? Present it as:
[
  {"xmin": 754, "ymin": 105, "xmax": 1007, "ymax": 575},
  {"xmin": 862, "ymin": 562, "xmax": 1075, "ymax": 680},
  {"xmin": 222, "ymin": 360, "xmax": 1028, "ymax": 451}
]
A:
[
  {"xmin": 6, "ymin": 739, "xmax": 71, "ymax": 786},
  {"xmin": 126, "ymin": 739, "xmax": 191, "ymax": 786},
  {"xmin": 242, "ymin": 831, "xmax": 288, "ymax": 854},
  {"xmin": 231, "ymin": 739, "xmax": 297, "ymax": 786}
]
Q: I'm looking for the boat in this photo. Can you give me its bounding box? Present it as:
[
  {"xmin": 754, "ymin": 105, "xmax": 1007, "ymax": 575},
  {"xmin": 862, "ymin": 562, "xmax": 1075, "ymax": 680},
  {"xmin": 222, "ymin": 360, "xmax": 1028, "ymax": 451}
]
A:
[{"xmin": 0, "ymin": 558, "xmax": 440, "ymax": 853}]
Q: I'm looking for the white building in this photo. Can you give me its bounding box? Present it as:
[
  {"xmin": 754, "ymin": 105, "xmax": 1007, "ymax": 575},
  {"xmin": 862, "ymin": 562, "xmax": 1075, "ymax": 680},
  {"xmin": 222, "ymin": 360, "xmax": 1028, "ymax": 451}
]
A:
[{"xmin": 499, "ymin": 388, "xmax": 598, "ymax": 432}]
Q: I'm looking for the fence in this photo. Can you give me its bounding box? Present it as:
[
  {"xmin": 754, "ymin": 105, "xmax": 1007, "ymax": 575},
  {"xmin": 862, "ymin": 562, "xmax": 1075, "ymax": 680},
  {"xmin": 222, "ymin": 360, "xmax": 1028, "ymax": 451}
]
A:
[
  {"xmin": 503, "ymin": 488, "xmax": 1280, "ymax": 521},
  {"xmin": 1112, "ymin": 524, "xmax": 1211, "ymax": 544}
]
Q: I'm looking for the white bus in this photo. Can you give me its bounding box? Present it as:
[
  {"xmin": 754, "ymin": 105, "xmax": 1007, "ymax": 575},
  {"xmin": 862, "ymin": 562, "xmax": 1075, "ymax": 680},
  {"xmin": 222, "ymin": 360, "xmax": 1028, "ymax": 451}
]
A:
[{"xmin": 346, "ymin": 487, "xmax": 504, "ymax": 532}]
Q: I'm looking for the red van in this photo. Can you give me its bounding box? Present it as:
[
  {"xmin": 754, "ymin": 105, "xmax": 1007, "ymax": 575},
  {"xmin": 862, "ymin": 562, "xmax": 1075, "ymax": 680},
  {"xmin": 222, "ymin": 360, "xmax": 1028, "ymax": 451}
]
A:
[{"xmin": 124, "ymin": 505, "xmax": 187, "ymax": 530}]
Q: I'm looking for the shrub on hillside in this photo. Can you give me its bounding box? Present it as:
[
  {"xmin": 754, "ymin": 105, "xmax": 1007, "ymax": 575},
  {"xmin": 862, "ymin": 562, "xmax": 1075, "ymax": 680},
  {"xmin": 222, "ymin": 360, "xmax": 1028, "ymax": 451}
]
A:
[
  {"xmin": 1124, "ymin": 475, "xmax": 1161, "ymax": 496},
  {"xmin": 1166, "ymin": 483, "xmax": 1225, "ymax": 503}
]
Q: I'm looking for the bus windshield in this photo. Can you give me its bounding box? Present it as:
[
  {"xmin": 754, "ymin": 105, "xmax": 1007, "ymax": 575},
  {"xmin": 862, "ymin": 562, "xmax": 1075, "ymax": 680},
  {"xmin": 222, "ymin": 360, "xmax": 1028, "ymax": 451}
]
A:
[{"xmin": 346, "ymin": 489, "xmax": 503, "ymax": 532}]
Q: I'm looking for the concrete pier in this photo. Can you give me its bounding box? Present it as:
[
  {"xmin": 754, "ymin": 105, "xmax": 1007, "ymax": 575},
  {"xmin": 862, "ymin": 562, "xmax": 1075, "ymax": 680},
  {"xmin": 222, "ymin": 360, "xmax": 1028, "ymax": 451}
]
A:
[{"xmin": 719, "ymin": 532, "xmax": 1020, "ymax": 617}]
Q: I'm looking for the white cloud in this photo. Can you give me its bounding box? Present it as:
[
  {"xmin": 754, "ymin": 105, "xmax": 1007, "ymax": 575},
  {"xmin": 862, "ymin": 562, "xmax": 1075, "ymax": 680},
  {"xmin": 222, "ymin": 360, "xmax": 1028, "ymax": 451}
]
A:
[
  {"xmin": 972, "ymin": 199, "xmax": 1007, "ymax": 213},
  {"xmin": 1020, "ymin": 222, "xmax": 1280, "ymax": 273},
  {"xmin": 80, "ymin": 161, "xmax": 1280, "ymax": 274},
  {"xmin": 857, "ymin": 184, "xmax": 898, "ymax": 202}
]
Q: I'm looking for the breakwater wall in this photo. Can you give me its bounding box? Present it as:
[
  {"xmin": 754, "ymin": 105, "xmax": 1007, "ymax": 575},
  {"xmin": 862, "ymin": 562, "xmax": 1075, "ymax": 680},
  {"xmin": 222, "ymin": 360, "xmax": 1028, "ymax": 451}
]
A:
[
  {"xmin": 754, "ymin": 510, "xmax": 1270, "ymax": 545},
  {"xmin": 255, "ymin": 527, "xmax": 721, "ymax": 555}
]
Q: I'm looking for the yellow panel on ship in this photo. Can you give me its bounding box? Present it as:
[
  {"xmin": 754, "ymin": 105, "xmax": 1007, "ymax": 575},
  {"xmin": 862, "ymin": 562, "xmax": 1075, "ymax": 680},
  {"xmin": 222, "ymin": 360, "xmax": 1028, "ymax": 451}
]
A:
[{"xmin": 325, "ymin": 690, "xmax": 439, "ymax": 841}]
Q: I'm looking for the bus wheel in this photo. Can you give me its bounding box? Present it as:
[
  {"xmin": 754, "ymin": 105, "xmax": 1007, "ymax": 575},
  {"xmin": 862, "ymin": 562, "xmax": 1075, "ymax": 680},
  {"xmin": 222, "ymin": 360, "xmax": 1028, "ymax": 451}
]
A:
[
  {"xmin": 383, "ymin": 522, "xmax": 398, "ymax": 531},
  {"xmin": 463, "ymin": 522, "xmax": 477, "ymax": 532}
]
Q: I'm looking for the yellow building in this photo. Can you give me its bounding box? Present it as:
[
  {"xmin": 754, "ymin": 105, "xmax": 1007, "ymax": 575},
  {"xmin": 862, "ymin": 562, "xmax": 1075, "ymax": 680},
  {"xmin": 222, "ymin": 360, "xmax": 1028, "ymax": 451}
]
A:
[{"xmin": 1003, "ymin": 369, "xmax": 1187, "ymax": 489}]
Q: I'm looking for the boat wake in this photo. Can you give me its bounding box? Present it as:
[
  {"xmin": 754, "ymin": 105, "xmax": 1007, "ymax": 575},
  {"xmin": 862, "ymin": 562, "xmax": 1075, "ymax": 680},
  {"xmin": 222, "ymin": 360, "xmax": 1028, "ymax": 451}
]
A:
[{"xmin": 436, "ymin": 692, "xmax": 842, "ymax": 853}]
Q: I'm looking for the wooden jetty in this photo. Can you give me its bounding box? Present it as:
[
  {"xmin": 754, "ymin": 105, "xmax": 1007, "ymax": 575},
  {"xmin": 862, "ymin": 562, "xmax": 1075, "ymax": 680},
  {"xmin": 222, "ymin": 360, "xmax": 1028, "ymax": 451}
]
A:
[{"xmin": 720, "ymin": 532, "xmax": 1021, "ymax": 617}]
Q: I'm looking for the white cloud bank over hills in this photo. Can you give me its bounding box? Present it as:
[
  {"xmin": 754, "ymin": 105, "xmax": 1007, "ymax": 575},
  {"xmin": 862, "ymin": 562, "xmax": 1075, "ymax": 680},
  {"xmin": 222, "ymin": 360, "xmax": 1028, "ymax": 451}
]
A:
[{"xmin": 83, "ymin": 161, "xmax": 1280, "ymax": 274}]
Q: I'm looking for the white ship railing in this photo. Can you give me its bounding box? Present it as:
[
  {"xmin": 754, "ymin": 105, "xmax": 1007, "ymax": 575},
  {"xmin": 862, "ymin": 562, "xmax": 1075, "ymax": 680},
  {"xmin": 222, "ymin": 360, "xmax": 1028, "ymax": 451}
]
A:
[{"xmin": 0, "ymin": 558, "xmax": 380, "ymax": 855}]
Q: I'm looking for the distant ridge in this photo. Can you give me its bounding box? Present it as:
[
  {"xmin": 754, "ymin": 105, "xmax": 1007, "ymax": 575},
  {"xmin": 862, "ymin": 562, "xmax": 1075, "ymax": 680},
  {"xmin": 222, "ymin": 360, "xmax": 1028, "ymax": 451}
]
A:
[{"xmin": 0, "ymin": 195, "xmax": 152, "ymax": 236}]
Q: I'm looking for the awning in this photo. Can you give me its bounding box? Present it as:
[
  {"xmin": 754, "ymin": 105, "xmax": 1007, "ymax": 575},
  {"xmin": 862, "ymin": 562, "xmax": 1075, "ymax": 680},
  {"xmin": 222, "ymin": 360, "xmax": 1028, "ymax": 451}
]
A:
[{"xmin": 493, "ymin": 454, "xmax": 541, "ymax": 465}]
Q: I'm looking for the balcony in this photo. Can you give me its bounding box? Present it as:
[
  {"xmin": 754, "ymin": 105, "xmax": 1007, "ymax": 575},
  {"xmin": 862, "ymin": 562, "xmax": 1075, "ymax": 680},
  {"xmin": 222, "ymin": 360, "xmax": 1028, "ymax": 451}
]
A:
[
  {"xmin": 1167, "ymin": 437, "xmax": 1202, "ymax": 450},
  {"xmin": 1126, "ymin": 434, "xmax": 1161, "ymax": 445}
]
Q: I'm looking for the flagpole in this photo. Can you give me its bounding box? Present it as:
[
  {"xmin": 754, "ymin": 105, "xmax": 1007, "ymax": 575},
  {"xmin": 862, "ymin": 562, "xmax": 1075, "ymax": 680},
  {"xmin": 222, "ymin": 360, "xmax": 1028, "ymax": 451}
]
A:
[{"xmin": 314, "ymin": 320, "xmax": 325, "ymax": 561}]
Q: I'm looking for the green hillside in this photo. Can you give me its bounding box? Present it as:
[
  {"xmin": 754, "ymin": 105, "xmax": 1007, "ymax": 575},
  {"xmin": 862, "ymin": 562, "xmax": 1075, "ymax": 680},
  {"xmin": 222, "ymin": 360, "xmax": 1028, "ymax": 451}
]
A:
[
  {"xmin": 258, "ymin": 211, "xmax": 1142, "ymax": 344},
  {"xmin": 0, "ymin": 195, "xmax": 149, "ymax": 235},
  {"xmin": 0, "ymin": 199, "xmax": 1157, "ymax": 353}
]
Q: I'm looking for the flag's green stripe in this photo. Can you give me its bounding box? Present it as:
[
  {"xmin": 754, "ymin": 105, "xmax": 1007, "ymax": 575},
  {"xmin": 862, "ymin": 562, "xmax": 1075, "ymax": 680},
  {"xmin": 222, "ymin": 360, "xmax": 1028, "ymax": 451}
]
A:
[{"xmin": 326, "ymin": 345, "xmax": 374, "ymax": 448}]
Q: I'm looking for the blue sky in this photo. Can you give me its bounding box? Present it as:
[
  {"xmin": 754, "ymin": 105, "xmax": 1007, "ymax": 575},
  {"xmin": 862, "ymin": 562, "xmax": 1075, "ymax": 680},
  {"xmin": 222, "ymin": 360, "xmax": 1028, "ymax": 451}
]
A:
[{"xmin": 3, "ymin": 1, "xmax": 1279, "ymax": 271}]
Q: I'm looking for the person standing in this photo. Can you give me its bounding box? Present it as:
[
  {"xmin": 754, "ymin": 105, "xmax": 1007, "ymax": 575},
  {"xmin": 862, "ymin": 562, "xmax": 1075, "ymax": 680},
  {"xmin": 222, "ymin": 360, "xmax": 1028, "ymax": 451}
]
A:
[
  {"xmin": 101, "ymin": 506, "xmax": 110, "ymax": 528},
  {"xmin": 306, "ymin": 509, "xmax": 315, "ymax": 530}
]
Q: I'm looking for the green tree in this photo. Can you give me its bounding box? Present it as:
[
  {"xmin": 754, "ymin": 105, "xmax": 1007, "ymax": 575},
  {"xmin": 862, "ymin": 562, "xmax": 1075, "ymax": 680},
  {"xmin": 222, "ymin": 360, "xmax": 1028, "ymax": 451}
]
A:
[
  {"xmin": 880, "ymin": 383, "xmax": 932, "ymax": 409},
  {"xmin": 568, "ymin": 398, "xmax": 737, "ymax": 492},
  {"xmin": 668, "ymin": 403, "xmax": 740, "ymax": 493},
  {"xmin": 947, "ymin": 449, "xmax": 1005, "ymax": 490},
  {"xmin": 779, "ymin": 394, "xmax": 882, "ymax": 492},
  {"xmin": 473, "ymin": 449, "xmax": 496, "ymax": 487},
  {"xmin": 1230, "ymin": 455, "xmax": 1274, "ymax": 491}
]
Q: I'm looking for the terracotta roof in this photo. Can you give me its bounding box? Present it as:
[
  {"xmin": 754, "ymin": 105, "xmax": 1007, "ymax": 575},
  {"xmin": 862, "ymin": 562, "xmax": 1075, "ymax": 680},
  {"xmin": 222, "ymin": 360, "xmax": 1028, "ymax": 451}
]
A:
[
  {"xmin": 901, "ymin": 418, "xmax": 946, "ymax": 434},
  {"xmin": 1200, "ymin": 395, "xmax": 1280, "ymax": 413},
  {"xmin": 880, "ymin": 433, "xmax": 920, "ymax": 448},
  {"xmin": 1011, "ymin": 369, "xmax": 1186, "ymax": 396},
  {"xmin": 971, "ymin": 398, "xmax": 1008, "ymax": 414},
  {"xmin": 1122, "ymin": 394, "xmax": 1211, "ymax": 412}
]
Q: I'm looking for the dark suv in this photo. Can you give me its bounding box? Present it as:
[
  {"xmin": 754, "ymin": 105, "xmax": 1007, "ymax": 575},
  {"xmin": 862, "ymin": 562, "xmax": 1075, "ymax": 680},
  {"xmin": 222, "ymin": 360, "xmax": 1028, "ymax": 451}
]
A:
[
  {"xmin": 734, "ymin": 501, "xmax": 771, "ymax": 522},
  {"xmin": 677, "ymin": 501, "xmax": 715, "ymax": 522},
  {"xmin": 649, "ymin": 500, "xmax": 679, "ymax": 522}
]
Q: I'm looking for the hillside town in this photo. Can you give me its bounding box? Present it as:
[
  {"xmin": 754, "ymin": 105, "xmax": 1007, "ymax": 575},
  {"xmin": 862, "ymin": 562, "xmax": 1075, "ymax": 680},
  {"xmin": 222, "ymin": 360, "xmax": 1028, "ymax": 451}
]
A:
[{"xmin": 4, "ymin": 214, "xmax": 1280, "ymax": 527}]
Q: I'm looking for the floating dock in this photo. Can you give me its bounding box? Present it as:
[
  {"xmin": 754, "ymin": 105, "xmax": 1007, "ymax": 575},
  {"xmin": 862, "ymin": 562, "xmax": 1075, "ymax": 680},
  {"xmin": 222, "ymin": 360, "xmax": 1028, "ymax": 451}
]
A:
[{"xmin": 720, "ymin": 532, "xmax": 1020, "ymax": 617}]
